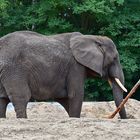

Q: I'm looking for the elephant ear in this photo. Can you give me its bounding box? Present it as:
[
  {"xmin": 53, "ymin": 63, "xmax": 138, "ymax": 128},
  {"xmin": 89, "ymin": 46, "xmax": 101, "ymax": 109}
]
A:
[{"xmin": 70, "ymin": 35, "xmax": 104, "ymax": 76}]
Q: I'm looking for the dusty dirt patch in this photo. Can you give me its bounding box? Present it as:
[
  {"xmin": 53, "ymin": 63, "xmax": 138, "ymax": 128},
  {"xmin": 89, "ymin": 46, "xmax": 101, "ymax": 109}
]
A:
[{"xmin": 0, "ymin": 99, "xmax": 140, "ymax": 140}]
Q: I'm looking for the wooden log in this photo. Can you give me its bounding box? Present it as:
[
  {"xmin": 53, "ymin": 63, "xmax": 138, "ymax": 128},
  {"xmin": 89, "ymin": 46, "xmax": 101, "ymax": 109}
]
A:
[{"xmin": 108, "ymin": 79, "xmax": 140, "ymax": 119}]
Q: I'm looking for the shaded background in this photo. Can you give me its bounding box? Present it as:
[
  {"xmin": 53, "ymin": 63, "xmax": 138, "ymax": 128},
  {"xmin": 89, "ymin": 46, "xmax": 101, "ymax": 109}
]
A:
[{"xmin": 0, "ymin": 0, "xmax": 139, "ymax": 101}]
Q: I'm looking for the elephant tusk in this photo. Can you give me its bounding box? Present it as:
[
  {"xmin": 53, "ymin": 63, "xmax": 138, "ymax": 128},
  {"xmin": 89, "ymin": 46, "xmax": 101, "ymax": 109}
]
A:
[
  {"xmin": 108, "ymin": 79, "xmax": 112, "ymax": 88},
  {"xmin": 115, "ymin": 78, "xmax": 128, "ymax": 92}
]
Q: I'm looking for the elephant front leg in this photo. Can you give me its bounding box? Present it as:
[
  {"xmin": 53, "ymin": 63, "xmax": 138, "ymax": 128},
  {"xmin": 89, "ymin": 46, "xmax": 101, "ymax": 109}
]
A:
[
  {"xmin": 56, "ymin": 95, "xmax": 83, "ymax": 118},
  {"xmin": 0, "ymin": 98, "xmax": 10, "ymax": 118},
  {"xmin": 68, "ymin": 93, "xmax": 84, "ymax": 118},
  {"xmin": 67, "ymin": 63, "xmax": 85, "ymax": 118}
]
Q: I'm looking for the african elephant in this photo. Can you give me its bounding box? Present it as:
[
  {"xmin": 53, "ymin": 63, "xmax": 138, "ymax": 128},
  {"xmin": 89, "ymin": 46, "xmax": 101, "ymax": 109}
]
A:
[{"xmin": 0, "ymin": 31, "xmax": 127, "ymax": 118}]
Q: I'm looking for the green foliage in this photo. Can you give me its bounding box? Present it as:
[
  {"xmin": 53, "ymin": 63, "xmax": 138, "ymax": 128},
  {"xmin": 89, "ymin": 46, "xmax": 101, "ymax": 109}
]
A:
[
  {"xmin": 0, "ymin": 0, "xmax": 8, "ymax": 10},
  {"xmin": 73, "ymin": 0, "xmax": 113, "ymax": 15},
  {"xmin": 0, "ymin": 0, "xmax": 139, "ymax": 101},
  {"xmin": 84, "ymin": 79, "xmax": 113, "ymax": 101},
  {"xmin": 47, "ymin": 17, "xmax": 73, "ymax": 33}
]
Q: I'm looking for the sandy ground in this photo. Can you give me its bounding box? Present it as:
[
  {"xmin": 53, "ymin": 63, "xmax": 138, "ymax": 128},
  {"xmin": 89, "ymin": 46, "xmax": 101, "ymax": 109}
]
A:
[{"xmin": 0, "ymin": 99, "xmax": 140, "ymax": 140}]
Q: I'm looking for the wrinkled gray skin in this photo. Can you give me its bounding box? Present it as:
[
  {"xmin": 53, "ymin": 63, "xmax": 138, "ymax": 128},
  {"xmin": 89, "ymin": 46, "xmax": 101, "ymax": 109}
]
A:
[{"xmin": 0, "ymin": 31, "xmax": 127, "ymax": 118}]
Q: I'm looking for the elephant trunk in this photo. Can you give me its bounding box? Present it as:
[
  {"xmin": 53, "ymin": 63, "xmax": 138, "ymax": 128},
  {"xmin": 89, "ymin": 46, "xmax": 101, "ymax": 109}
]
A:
[
  {"xmin": 109, "ymin": 60, "xmax": 127, "ymax": 119},
  {"xmin": 111, "ymin": 79, "xmax": 127, "ymax": 119}
]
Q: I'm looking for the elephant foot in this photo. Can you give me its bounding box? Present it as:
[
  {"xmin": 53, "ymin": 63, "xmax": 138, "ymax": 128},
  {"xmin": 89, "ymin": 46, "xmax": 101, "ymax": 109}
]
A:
[
  {"xmin": 14, "ymin": 105, "xmax": 28, "ymax": 118},
  {"xmin": 68, "ymin": 96, "xmax": 83, "ymax": 118},
  {"xmin": 55, "ymin": 97, "xmax": 83, "ymax": 118},
  {"xmin": 15, "ymin": 108, "xmax": 27, "ymax": 118}
]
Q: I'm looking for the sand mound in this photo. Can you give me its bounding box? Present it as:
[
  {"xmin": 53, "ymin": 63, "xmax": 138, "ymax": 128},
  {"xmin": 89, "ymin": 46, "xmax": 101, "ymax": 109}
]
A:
[
  {"xmin": 0, "ymin": 99, "xmax": 139, "ymax": 140},
  {"xmin": 7, "ymin": 98, "xmax": 140, "ymax": 119}
]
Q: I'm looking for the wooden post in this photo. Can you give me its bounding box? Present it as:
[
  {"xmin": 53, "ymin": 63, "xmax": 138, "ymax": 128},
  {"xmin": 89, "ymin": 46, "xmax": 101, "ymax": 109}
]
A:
[{"xmin": 108, "ymin": 79, "xmax": 140, "ymax": 119}]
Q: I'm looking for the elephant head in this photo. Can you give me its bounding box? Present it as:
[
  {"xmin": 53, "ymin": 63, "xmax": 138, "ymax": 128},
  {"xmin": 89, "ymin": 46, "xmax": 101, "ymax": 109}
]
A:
[{"xmin": 70, "ymin": 33, "xmax": 127, "ymax": 118}]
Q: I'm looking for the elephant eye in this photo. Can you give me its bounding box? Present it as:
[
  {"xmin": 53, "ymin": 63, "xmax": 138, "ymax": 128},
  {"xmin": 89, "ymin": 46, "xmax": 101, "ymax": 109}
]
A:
[{"xmin": 95, "ymin": 41, "xmax": 102, "ymax": 46}]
